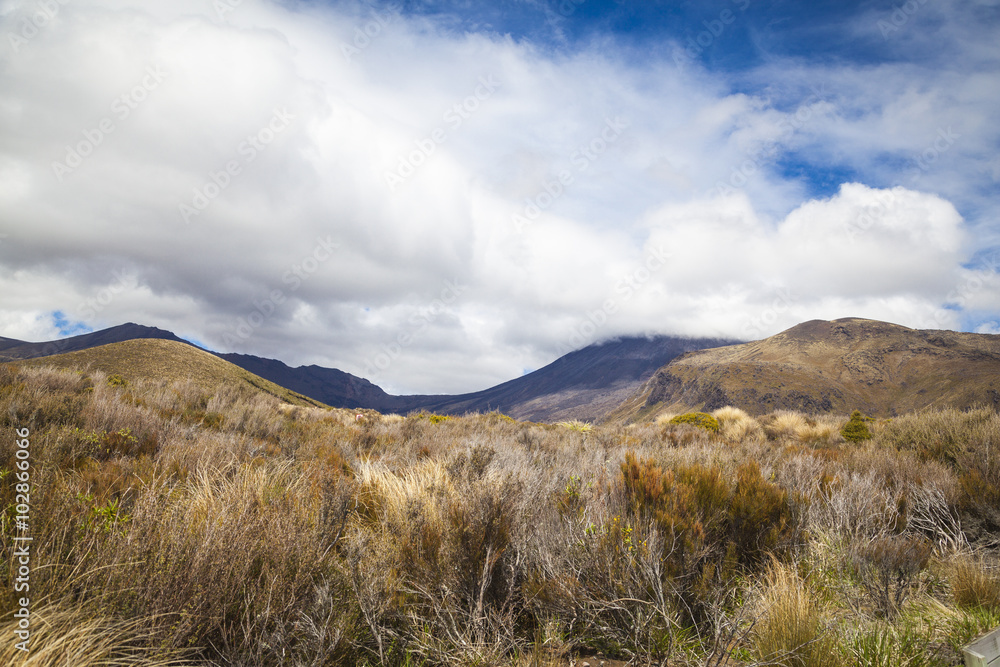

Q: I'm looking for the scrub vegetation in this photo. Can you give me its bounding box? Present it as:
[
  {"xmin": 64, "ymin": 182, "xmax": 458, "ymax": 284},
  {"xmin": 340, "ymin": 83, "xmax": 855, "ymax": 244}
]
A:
[{"xmin": 1, "ymin": 362, "xmax": 999, "ymax": 665}]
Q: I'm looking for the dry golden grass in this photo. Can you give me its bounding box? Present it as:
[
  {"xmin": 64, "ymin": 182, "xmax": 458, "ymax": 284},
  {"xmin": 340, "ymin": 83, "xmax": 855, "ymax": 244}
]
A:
[
  {"xmin": 0, "ymin": 603, "xmax": 193, "ymax": 666},
  {"xmin": 951, "ymin": 553, "xmax": 1000, "ymax": 611},
  {"xmin": 712, "ymin": 405, "xmax": 765, "ymax": 443},
  {"xmin": 753, "ymin": 561, "xmax": 840, "ymax": 667}
]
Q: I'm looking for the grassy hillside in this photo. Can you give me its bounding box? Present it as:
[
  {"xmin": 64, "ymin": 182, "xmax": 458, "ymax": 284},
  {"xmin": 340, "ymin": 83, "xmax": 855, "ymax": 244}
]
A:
[
  {"xmin": 1, "ymin": 363, "xmax": 999, "ymax": 665},
  {"xmin": 613, "ymin": 318, "xmax": 1000, "ymax": 421},
  {"xmin": 14, "ymin": 339, "xmax": 328, "ymax": 409}
]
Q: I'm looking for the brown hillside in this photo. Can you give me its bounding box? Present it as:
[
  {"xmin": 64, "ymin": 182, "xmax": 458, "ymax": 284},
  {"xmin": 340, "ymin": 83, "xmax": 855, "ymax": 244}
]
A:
[
  {"xmin": 11, "ymin": 339, "xmax": 327, "ymax": 408},
  {"xmin": 612, "ymin": 317, "xmax": 1000, "ymax": 420}
]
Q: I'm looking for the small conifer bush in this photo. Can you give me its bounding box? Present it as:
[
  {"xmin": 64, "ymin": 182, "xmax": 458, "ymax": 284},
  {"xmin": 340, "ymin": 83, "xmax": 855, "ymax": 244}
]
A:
[{"xmin": 841, "ymin": 410, "xmax": 873, "ymax": 442}]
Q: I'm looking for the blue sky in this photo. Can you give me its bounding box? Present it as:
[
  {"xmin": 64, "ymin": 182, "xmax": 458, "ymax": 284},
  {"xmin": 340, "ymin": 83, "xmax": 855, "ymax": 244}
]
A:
[{"xmin": 0, "ymin": 0, "xmax": 998, "ymax": 393}]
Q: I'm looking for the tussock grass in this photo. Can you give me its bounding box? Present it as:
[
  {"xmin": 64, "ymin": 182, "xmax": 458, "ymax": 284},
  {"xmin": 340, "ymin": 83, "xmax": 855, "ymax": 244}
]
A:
[
  {"xmin": 951, "ymin": 553, "xmax": 1000, "ymax": 611},
  {"xmin": 753, "ymin": 561, "xmax": 840, "ymax": 667},
  {"xmin": 713, "ymin": 405, "xmax": 765, "ymax": 442},
  {"xmin": 0, "ymin": 603, "xmax": 193, "ymax": 666}
]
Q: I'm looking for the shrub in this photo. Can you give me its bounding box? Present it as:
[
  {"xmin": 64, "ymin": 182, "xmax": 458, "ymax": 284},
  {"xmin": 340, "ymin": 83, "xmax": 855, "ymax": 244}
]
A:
[
  {"xmin": 669, "ymin": 412, "xmax": 720, "ymax": 433},
  {"xmin": 619, "ymin": 452, "xmax": 795, "ymax": 625},
  {"xmin": 841, "ymin": 410, "xmax": 873, "ymax": 442},
  {"xmin": 556, "ymin": 420, "xmax": 592, "ymax": 432},
  {"xmin": 850, "ymin": 535, "xmax": 933, "ymax": 619}
]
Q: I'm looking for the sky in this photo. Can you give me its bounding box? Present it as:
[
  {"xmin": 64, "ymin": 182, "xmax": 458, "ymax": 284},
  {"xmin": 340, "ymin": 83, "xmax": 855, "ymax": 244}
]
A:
[{"xmin": 1, "ymin": 0, "xmax": 999, "ymax": 395}]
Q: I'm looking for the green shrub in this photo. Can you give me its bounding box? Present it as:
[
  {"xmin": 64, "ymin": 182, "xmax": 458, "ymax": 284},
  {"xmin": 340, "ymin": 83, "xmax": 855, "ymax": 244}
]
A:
[
  {"xmin": 668, "ymin": 412, "xmax": 720, "ymax": 433},
  {"xmin": 841, "ymin": 410, "xmax": 872, "ymax": 442},
  {"xmin": 619, "ymin": 452, "xmax": 794, "ymax": 625}
]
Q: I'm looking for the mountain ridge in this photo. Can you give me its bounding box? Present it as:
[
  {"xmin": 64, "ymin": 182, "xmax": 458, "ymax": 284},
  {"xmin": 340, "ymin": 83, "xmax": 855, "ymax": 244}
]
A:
[
  {"xmin": 0, "ymin": 323, "xmax": 737, "ymax": 421},
  {"xmin": 612, "ymin": 317, "xmax": 1000, "ymax": 420}
]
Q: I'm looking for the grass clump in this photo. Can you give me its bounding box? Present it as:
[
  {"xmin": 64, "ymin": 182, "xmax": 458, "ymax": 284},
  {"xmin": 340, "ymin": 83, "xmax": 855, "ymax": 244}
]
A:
[
  {"xmin": 951, "ymin": 554, "xmax": 1000, "ymax": 611},
  {"xmin": 753, "ymin": 562, "xmax": 840, "ymax": 667}
]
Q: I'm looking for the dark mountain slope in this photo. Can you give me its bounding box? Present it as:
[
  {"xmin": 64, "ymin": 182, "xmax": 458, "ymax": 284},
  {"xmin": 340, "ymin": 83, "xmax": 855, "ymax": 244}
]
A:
[{"xmin": 399, "ymin": 335, "xmax": 739, "ymax": 422}]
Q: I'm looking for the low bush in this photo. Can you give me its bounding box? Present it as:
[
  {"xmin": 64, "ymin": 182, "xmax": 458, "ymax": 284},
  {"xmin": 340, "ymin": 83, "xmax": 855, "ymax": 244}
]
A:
[
  {"xmin": 668, "ymin": 412, "xmax": 720, "ymax": 433},
  {"xmin": 841, "ymin": 410, "xmax": 873, "ymax": 442}
]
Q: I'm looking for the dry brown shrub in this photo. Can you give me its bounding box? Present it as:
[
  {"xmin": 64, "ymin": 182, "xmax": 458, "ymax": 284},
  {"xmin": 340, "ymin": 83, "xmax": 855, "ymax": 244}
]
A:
[{"xmin": 849, "ymin": 534, "xmax": 933, "ymax": 619}]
